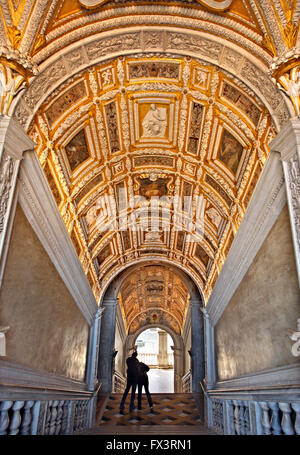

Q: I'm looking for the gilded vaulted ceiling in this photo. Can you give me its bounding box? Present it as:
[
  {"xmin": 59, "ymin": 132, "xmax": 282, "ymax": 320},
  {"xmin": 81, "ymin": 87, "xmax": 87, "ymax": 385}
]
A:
[
  {"xmin": 118, "ymin": 265, "xmax": 190, "ymax": 334},
  {"xmin": 0, "ymin": 0, "xmax": 299, "ymax": 318},
  {"xmin": 27, "ymin": 55, "xmax": 275, "ymax": 304}
]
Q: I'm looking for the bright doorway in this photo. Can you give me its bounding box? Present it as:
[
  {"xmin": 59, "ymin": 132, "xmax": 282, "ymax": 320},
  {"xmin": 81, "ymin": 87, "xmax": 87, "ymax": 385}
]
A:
[{"xmin": 136, "ymin": 328, "xmax": 174, "ymax": 393}]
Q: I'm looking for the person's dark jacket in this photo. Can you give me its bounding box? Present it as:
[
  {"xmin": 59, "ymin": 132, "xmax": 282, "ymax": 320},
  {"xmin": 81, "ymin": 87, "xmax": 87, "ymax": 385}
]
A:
[
  {"xmin": 126, "ymin": 355, "xmax": 139, "ymax": 383},
  {"xmin": 138, "ymin": 362, "xmax": 150, "ymax": 385}
]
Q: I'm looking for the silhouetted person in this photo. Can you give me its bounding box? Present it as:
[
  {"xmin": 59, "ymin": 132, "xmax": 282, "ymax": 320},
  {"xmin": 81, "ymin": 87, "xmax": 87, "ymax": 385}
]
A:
[
  {"xmin": 120, "ymin": 351, "xmax": 139, "ymax": 414},
  {"xmin": 137, "ymin": 362, "xmax": 153, "ymax": 412}
]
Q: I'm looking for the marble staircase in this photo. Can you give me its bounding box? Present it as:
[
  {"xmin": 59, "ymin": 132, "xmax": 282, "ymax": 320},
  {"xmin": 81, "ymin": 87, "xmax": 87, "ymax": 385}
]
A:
[{"xmin": 84, "ymin": 392, "xmax": 217, "ymax": 435}]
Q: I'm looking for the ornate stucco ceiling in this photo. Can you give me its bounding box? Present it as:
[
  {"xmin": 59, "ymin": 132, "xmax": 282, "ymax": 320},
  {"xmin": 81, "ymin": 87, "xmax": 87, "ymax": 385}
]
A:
[
  {"xmin": 118, "ymin": 265, "xmax": 190, "ymax": 335},
  {"xmin": 0, "ymin": 0, "xmax": 299, "ymax": 316},
  {"xmin": 27, "ymin": 55, "xmax": 275, "ymax": 304}
]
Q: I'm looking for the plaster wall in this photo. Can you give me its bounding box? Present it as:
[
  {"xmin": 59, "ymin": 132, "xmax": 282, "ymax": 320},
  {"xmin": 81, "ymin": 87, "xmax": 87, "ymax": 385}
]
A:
[
  {"xmin": 114, "ymin": 309, "xmax": 126, "ymax": 377},
  {"xmin": 0, "ymin": 204, "xmax": 89, "ymax": 382},
  {"xmin": 215, "ymin": 204, "xmax": 300, "ymax": 380}
]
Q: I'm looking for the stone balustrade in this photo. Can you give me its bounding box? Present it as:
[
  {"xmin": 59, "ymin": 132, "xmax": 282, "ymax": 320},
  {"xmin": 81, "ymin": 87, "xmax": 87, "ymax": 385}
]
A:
[
  {"xmin": 182, "ymin": 370, "xmax": 192, "ymax": 393},
  {"xmin": 0, "ymin": 397, "xmax": 94, "ymax": 435},
  {"xmin": 208, "ymin": 396, "xmax": 300, "ymax": 435},
  {"xmin": 112, "ymin": 371, "xmax": 126, "ymax": 393}
]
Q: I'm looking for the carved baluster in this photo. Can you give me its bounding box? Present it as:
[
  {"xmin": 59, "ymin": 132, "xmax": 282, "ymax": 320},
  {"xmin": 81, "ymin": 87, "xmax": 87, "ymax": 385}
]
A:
[
  {"xmin": 238, "ymin": 401, "xmax": 245, "ymax": 435},
  {"xmin": 268, "ymin": 402, "xmax": 282, "ymax": 435},
  {"xmin": 81, "ymin": 401, "xmax": 87, "ymax": 430},
  {"xmin": 259, "ymin": 402, "xmax": 272, "ymax": 435},
  {"xmin": 227, "ymin": 400, "xmax": 235, "ymax": 435},
  {"xmin": 49, "ymin": 400, "xmax": 59, "ymax": 435},
  {"xmin": 291, "ymin": 403, "xmax": 300, "ymax": 435},
  {"xmin": 83, "ymin": 401, "xmax": 88, "ymax": 430},
  {"xmin": 20, "ymin": 401, "xmax": 35, "ymax": 435},
  {"xmin": 0, "ymin": 401, "xmax": 13, "ymax": 435},
  {"xmin": 55, "ymin": 401, "xmax": 64, "ymax": 435},
  {"xmin": 233, "ymin": 400, "xmax": 241, "ymax": 435},
  {"xmin": 279, "ymin": 403, "xmax": 294, "ymax": 435},
  {"xmin": 44, "ymin": 401, "xmax": 52, "ymax": 435},
  {"xmin": 73, "ymin": 402, "xmax": 79, "ymax": 432},
  {"xmin": 243, "ymin": 401, "xmax": 250, "ymax": 435},
  {"xmin": 9, "ymin": 401, "xmax": 25, "ymax": 435},
  {"xmin": 292, "ymin": 403, "xmax": 300, "ymax": 435},
  {"xmin": 59, "ymin": 401, "xmax": 68, "ymax": 435}
]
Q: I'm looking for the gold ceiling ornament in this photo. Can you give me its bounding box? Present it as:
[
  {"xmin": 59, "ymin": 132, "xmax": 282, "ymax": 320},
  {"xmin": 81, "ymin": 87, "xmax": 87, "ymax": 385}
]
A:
[
  {"xmin": 78, "ymin": 0, "xmax": 233, "ymax": 9},
  {"xmin": 283, "ymin": 21, "xmax": 298, "ymax": 49},
  {"xmin": 0, "ymin": 55, "xmax": 37, "ymax": 116},
  {"xmin": 7, "ymin": 25, "xmax": 21, "ymax": 49},
  {"xmin": 28, "ymin": 56, "xmax": 273, "ymax": 300},
  {"xmin": 32, "ymin": 34, "xmax": 46, "ymax": 55},
  {"xmin": 261, "ymin": 34, "xmax": 277, "ymax": 57},
  {"xmin": 78, "ymin": 0, "xmax": 109, "ymax": 8},
  {"xmin": 272, "ymin": 54, "xmax": 300, "ymax": 118}
]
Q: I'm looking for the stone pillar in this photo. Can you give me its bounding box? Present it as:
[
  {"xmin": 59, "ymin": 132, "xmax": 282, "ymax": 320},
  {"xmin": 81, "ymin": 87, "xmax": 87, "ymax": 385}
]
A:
[
  {"xmin": 0, "ymin": 116, "xmax": 34, "ymax": 286},
  {"xmin": 86, "ymin": 307, "xmax": 105, "ymax": 391},
  {"xmin": 190, "ymin": 299, "xmax": 205, "ymax": 393},
  {"xmin": 270, "ymin": 118, "xmax": 300, "ymax": 286},
  {"xmin": 203, "ymin": 308, "xmax": 216, "ymax": 390},
  {"xmin": 97, "ymin": 298, "xmax": 117, "ymax": 393},
  {"xmin": 157, "ymin": 330, "xmax": 169, "ymax": 368}
]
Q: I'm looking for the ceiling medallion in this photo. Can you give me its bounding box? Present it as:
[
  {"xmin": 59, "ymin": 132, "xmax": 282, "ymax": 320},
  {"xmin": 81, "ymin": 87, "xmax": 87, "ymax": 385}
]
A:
[{"xmin": 79, "ymin": 0, "xmax": 233, "ymax": 11}]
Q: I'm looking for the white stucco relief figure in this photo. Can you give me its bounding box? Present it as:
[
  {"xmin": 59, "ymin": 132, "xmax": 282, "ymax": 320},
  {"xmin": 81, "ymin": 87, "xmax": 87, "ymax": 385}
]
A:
[
  {"xmin": 207, "ymin": 207, "xmax": 222, "ymax": 228},
  {"xmin": 79, "ymin": 0, "xmax": 233, "ymax": 10},
  {"xmin": 142, "ymin": 104, "xmax": 167, "ymax": 138}
]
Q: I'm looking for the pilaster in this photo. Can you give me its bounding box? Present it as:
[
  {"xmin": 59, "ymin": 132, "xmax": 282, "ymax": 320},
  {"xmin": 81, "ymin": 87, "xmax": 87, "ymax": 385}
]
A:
[
  {"xmin": 190, "ymin": 299, "xmax": 205, "ymax": 392},
  {"xmin": 202, "ymin": 308, "xmax": 216, "ymax": 390},
  {"xmin": 270, "ymin": 118, "xmax": 300, "ymax": 285},
  {"xmin": 85, "ymin": 307, "xmax": 105, "ymax": 392},
  {"xmin": 0, "ymin": 115, "xmax": 34, "ymax": 287},
  {"xmin": 97, "ymin": 298, "xmax": 117, "ymax": 393}
]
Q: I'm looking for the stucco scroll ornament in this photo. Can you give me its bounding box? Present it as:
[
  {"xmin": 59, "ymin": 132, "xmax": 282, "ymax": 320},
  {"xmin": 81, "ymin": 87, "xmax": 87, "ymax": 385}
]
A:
[
  {"xmin": 288, "ymin": 154, "xmax": 300, "ymax": 251},
  {"xmin": 288, "ymin": 319, "xmax": 300, "ymax": 357},
  {"xmin": 0, "ymin": 155, "xmax": 14, "ymax": 235}
]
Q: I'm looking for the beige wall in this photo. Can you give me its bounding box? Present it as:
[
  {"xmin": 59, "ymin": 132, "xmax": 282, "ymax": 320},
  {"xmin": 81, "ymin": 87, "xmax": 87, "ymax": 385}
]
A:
[
  {"xmin": 0, "ymin": 204, "xmax": 89, "ymax": 382},
  {"xmin": 215, "ymin": 205, "xmax": 300, "ymax": 381}
]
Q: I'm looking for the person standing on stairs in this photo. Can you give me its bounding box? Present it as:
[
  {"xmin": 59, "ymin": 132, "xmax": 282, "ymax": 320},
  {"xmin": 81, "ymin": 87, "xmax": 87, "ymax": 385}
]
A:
[
  {"xmin": 119, "ymin": 351, "xmax": 139, "ymax": 414},
  {"xmin": 137, "ymin": 362, "xmax": 153, "ymax": 412}
]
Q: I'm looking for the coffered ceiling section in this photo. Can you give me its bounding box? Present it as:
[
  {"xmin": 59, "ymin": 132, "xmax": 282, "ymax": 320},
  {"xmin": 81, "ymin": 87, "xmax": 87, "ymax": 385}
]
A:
[
  {"xmin": 28, "ymin": 56, "xmax": 275, "ymax": 304},
  {"xmin": 118, "ymin": 265, "xmax": 190, "ymax": 335}
]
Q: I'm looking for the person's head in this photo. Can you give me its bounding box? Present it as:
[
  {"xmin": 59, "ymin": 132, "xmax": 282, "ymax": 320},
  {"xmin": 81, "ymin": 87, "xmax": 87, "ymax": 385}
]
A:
[{"xmin": 132, "ymin": 351, "xmax": 138, "ymax": 358}]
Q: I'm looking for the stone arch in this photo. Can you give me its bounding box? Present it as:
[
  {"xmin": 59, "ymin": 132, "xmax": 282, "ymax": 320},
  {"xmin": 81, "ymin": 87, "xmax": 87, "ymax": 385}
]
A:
[
  {"xmin": 100, "ymin": 258, "xmax": 204, "ymax": 304},
  {"xmin": 126, "ymin": 323, "xmax": 184, "ymax": 393},
  {"xmin": 98, "ymin": 259, "xmax": 204, "ymax": 393},
  {"xmin": 14, "ymin": 27, "xmax": 289, "ymax": 131}
]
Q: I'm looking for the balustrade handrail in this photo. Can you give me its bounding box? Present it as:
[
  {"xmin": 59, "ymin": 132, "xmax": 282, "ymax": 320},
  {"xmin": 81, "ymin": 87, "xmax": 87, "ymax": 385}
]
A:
[
  {"xmin": 182, "ymin": 370, "xmax": 192, "ymax": 382},
  {"xmin": 205, "ymin": 385, "xmax": 300, "ymax": 436},
  {"xmin": 113, "ymin": 370, "xmax": 126, "ymax": 382}
]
